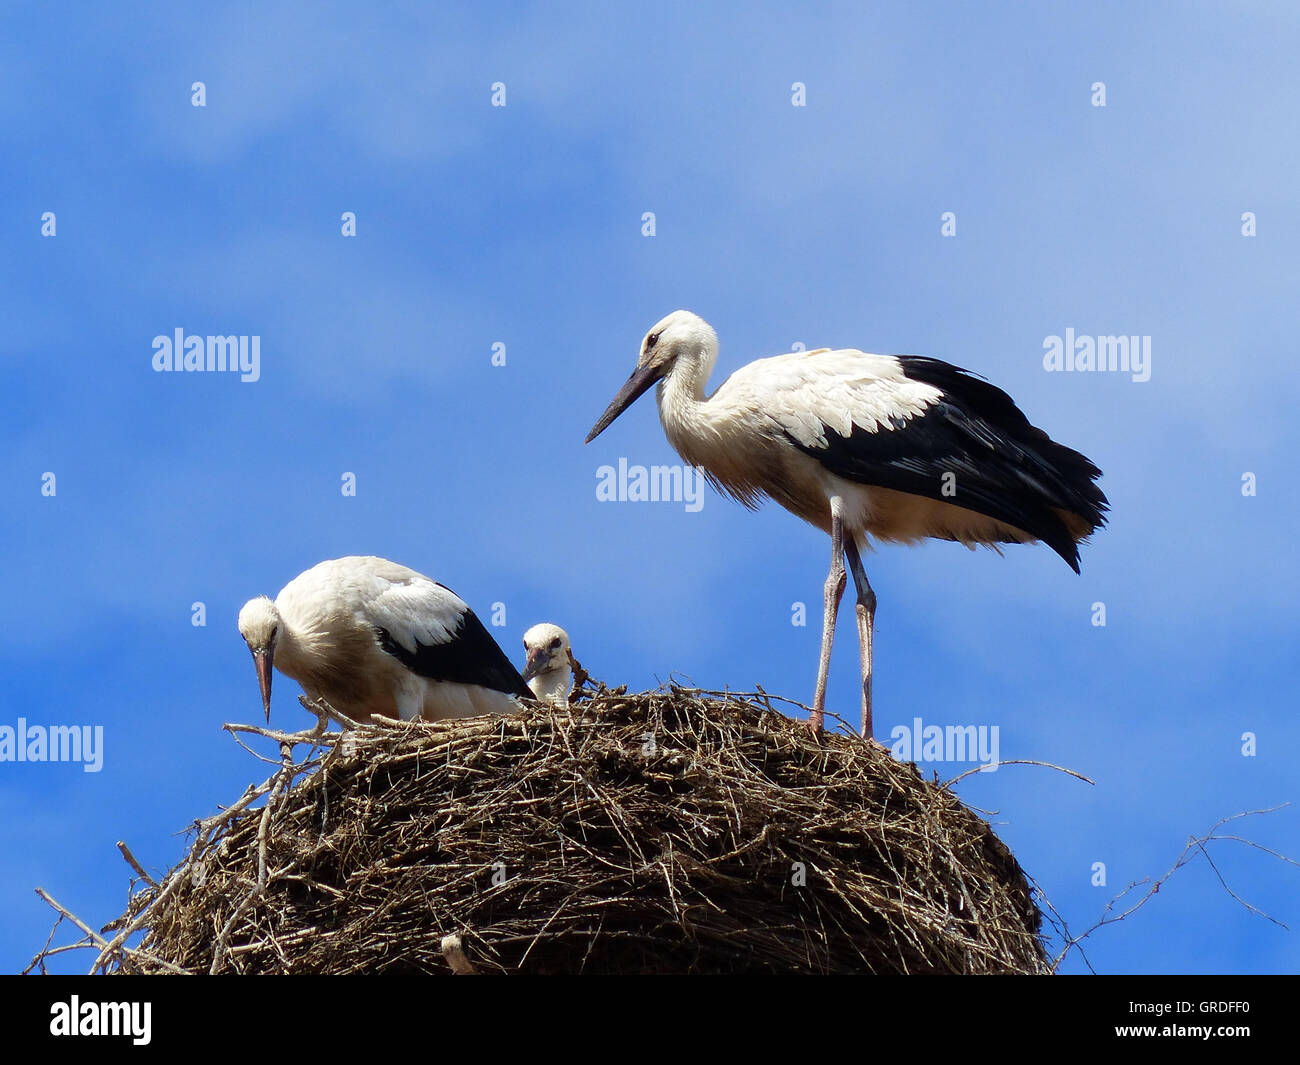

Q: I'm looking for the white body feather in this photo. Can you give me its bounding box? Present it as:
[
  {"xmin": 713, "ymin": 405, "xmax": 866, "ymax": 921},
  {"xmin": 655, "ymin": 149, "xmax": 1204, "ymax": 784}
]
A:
[
  {"xmin": 252, "ymin": 556, "xmax": 522, "ymax": 723},
  {"xmin": 657, "ymin": 342, "xmax": 1038, "ymax": 552}
]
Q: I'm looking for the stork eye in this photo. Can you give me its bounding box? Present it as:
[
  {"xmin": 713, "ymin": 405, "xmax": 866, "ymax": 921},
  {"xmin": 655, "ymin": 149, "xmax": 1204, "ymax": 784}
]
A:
[
  {"xmin": 646, "ymin": 332, "xmax": 661, "ymax": 350},
  {"xmin": 550, "ymin": 638, "xmax": 561, "ymax": 650}
]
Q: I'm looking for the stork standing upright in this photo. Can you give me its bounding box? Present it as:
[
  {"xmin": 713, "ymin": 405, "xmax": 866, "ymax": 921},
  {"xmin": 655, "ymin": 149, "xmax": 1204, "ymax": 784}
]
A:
[
  {"xmin": 585, "ymin": 311, "xmax": 1107, "ymax": 736},
  {"xmin": 237, "ymin": 556, "xmax": 533, "ymax": 724}
]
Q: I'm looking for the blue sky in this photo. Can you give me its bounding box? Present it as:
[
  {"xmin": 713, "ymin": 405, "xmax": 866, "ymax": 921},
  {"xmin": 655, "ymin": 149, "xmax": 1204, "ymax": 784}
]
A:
[{"xmin": 3, "ymin": 1, "xmax": 1297, "ymax": 974}]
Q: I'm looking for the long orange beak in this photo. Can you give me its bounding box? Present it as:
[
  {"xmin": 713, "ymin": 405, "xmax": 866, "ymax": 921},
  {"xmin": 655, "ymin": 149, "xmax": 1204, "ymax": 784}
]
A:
[{"xmin": 252, "ymin": 648, "xmax": 274, "ymax": 721}]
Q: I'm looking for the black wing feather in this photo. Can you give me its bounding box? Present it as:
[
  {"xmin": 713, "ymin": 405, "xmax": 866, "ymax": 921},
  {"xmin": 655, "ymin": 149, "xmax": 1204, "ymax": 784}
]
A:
[
  {"xmin": 789, "ymin": 357, "xmax": 1109, "ymax": 572},
  {"xmin": 376, "ymin": 609, "xmax": 533, "ymax": 699}
]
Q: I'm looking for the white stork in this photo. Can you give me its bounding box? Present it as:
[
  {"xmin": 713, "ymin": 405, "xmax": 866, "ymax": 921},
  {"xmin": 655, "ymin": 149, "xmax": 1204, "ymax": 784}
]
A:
[
  {"xmin": 585, "ymin": 311, "xmax": 1108, "ymax": 737},
  {"xmin": 236, "ymin": 556, "xmax": 533, "ymax": 725},
  {"xmin": 521, "ymin": 623, "xmax": 574, "ymax": 707}
]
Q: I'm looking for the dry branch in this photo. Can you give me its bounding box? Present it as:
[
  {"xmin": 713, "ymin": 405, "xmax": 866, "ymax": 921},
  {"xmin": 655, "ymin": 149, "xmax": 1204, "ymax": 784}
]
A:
[{"xmin": 1040, "ymin": 804, "xmax": 1297, "ymax": 973}]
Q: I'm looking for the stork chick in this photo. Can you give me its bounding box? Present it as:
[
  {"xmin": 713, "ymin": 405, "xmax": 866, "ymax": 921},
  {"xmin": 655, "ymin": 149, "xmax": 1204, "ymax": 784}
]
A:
[{"xmin": 521, "ymin": 623, "xmax": 574, "ymax": 707}]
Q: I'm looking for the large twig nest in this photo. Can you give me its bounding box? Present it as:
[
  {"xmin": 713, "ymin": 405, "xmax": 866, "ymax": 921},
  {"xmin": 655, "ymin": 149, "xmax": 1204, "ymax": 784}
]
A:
[{"xmin": 89, "ymin": 687, "xmax": 1047, "ymax": 974}]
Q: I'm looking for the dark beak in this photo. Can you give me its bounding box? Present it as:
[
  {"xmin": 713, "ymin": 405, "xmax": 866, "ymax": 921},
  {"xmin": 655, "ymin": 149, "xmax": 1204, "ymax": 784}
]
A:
[
  {"xmin": 252, "ymin": 648, "xmax": 274, "ymax": 721},
  {"xmin": 585, "ymin": 363, "xmax": 665, "ymax": 443},
  {"xmin": 521, "ymin": 648, "xmax": 549, "ymax": 683}
]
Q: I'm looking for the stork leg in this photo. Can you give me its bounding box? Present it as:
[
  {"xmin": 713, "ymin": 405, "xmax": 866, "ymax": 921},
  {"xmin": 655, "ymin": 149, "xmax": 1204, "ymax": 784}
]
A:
[
  {"xmin": 811, "ymin": 498, "xmax": 847, "ymax": 732},
  {"xmin": 843, "ymin": 538, "xmax": 877, "ymax": 741}
]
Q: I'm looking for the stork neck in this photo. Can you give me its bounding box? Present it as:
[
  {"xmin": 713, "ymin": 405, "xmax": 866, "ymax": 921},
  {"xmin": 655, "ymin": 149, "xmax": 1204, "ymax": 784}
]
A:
[
  {"xmin": 531, "ymin": 668, "xmax": 572, "ymax": 706},
  {"xmin": 656, "ymin": 352, "xmax": 712, "ymax": 433},
  {"xmin": 271, "ymin": 622, "xmax": 308, "ymax": 681}
]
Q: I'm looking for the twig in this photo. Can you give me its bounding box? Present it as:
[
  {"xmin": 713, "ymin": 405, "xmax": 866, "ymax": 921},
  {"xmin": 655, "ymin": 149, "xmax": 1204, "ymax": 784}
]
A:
[
  {"xmin": 89, "ymin": 773, "xmax": 279, "ymax": 973},
  {"xmin": 299, "ymin": 695, "xmax": 362, "ymax": 731},
  {"xmin": 223, "ymin": 721, "xmax": 342, "ymax": 748},
  {"xmin": 28, "ymin": 888, "xmax": 188, "ymax": 976},
  {"xmin": 567, "ymin": 650, "xmax": 592, "ymax": 692},
  {"xmin": 258, "ymin": 744, "xmax": 296, "ymax": 888},
  {"xmin": 34, "ymin": 888, "xmax": 108, "ymax": 950},
  {"xmin": 116, "ymin": 841, "xmax": 157, "ymax": 889},
  {"xmin": 1048, "ymin": 804, "xmax": 1296, "ymax": 971},
  {"xmin": 23, "ymin": 911, "xmax": 66, "ymax": 975},
  {"xmin": 943, "ymin": 760, "xmax": 1095, "ymax": 789}
]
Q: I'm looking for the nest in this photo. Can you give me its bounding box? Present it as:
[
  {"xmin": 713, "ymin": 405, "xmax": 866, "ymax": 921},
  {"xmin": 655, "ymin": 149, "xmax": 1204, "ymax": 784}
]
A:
[{"xmin": 64, "ymin": 687, "xmax": 1048, "ymax": 974}]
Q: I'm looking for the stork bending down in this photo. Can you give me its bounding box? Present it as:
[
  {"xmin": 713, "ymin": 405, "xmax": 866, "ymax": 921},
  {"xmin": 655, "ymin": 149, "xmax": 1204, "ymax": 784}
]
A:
[
  {"xmin": 585, "ymin": 311, "xmax": 1108, "ymax": 737},
  {"xmin": 237, "ymin": 555, "xmax": 532, "ymax": 725}
]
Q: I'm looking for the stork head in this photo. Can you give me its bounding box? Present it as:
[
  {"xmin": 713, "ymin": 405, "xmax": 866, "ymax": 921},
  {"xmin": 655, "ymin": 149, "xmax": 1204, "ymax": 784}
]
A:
[
  {"xmin": 237, "ymin": 596, "xmax": 281, "ymax": 721},
  {"xmin": 521, "ymin": 622, "xmax": 573, "ymax": 705},
  {"xmin": 585, "ymin": 310, "xmax": 717, "ymax": 442}
]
